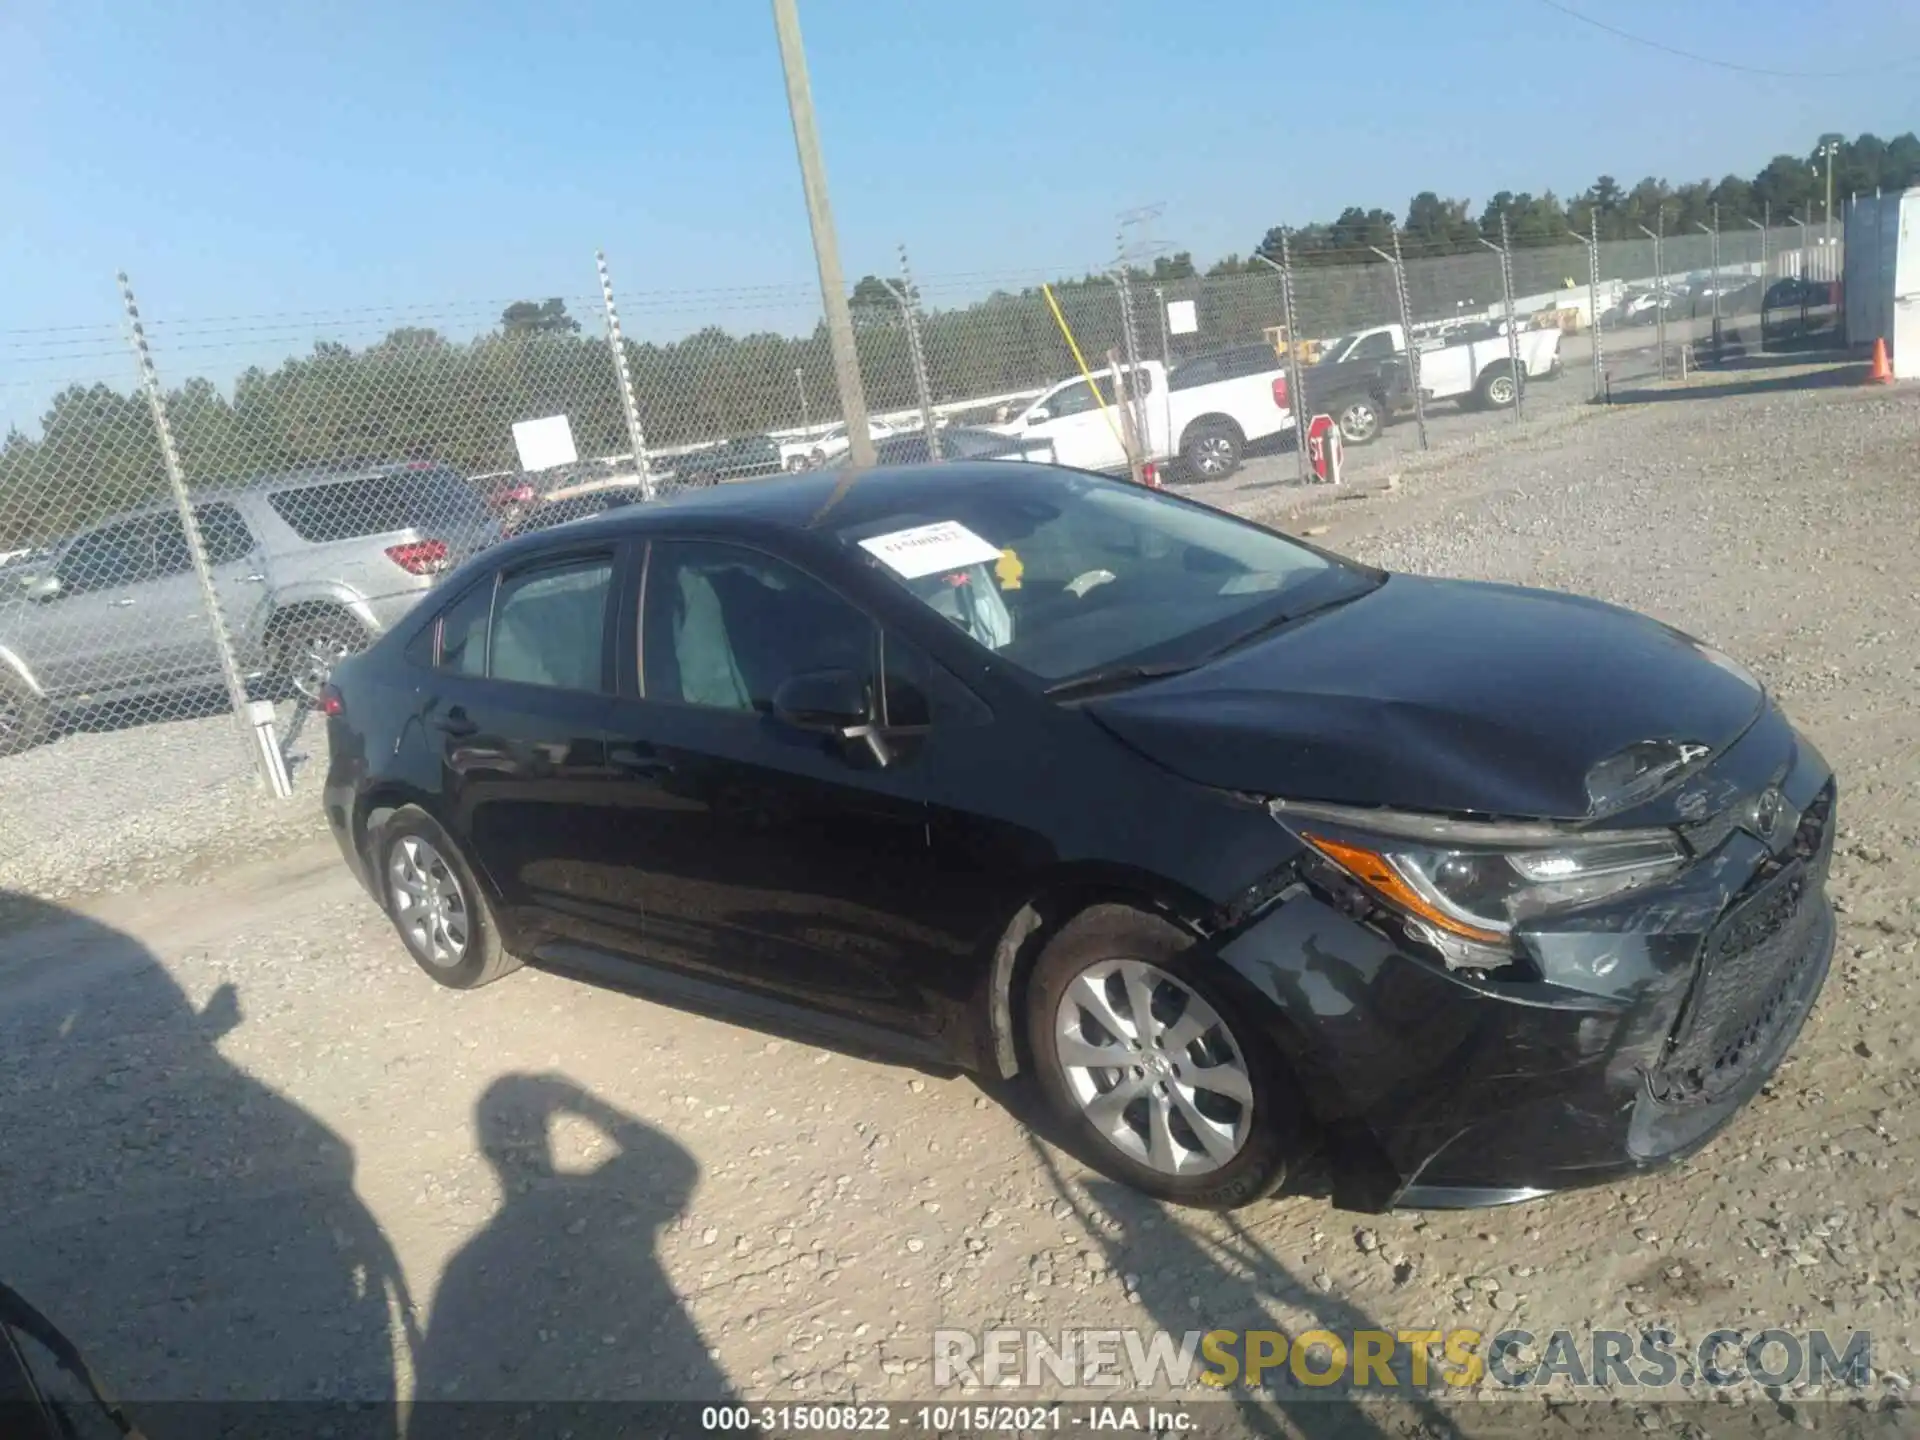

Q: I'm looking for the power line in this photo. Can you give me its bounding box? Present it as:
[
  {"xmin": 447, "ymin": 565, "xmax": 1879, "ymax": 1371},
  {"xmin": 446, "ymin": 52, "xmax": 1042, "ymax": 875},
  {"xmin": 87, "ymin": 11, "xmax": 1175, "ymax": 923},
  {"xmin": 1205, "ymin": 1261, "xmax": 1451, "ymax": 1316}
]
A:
[{"xmin": 1526, "ymin": 0, "xmax": 1920, "ymax": 77}]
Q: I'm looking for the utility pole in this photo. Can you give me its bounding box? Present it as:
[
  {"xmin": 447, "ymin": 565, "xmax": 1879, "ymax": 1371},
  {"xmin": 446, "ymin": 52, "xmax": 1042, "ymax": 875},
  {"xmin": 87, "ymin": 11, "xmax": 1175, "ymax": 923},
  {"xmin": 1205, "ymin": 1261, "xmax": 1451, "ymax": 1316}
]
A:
[
  {"xmin": 770, "ymin": 0, "xmax": 874, "ymax": 468},
  {"xmin": 1818, "ymin": 139, "xmax": 1841, "ymax": 252}
]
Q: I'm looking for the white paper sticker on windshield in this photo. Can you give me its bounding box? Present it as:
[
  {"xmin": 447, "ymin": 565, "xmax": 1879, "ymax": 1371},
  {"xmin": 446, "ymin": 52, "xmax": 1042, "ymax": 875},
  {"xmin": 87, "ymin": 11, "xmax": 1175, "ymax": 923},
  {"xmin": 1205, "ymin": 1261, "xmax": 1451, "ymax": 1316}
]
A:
[{"xmin": 860, "ymin": 521, "xmax": 1004, "ymax": 580}]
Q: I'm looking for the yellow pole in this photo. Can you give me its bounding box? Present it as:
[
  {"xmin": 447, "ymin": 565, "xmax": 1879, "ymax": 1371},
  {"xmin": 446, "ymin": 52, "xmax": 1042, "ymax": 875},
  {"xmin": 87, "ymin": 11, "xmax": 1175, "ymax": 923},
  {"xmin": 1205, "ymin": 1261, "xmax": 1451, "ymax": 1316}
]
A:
[{"xmin": 1041, "ymin": 284, "xmax": 1128, "ymax": 456}]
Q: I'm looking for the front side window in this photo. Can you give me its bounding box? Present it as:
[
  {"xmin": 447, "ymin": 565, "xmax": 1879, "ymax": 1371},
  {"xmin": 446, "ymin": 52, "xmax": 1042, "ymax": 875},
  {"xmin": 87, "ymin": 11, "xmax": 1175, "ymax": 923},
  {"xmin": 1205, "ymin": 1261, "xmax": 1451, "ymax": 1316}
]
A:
[
  {"xmin": 830, "ymin": 470, "xmax": 1376, "ymax": 685},
  {"xmin": 643, "ymin": 540, "xmax": 875, "ymax": 713},
  {"xmin": 195, "ymin": 503, "xmax": 258, "ymax": 566},
  {"xmin": 58, "ymin": 522, "xmax": 146, "ymax": 594}
]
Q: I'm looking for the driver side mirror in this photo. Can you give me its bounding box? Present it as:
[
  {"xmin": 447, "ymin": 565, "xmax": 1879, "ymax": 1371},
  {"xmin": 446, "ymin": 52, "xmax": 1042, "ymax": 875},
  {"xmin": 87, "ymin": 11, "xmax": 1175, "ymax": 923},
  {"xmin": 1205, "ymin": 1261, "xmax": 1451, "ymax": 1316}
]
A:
[
  {"xmin": 772, "ymin": 668, "xmax": 871, "ymax": 733},
  {"xmin": 23, "ymin": 574, "xmax": 63, "ymax": 603},
  {"xmin": 1025, "ymin": 408, "xmax": 1051, "ymax": 425}
]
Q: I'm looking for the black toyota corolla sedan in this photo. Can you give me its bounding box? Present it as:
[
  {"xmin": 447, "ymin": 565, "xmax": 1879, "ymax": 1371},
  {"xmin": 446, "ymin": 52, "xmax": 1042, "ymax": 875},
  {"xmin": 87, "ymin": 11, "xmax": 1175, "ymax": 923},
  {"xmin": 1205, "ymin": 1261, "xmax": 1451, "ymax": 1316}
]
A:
[{"xmin": 321, "ymin": 461, "xmax": 1836, "ymax": 1212}]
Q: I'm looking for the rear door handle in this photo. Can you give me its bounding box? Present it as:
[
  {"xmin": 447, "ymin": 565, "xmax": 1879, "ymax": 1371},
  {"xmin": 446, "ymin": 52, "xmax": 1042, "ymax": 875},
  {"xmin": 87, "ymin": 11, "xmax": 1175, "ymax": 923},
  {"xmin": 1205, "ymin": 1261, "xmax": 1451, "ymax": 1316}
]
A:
[
  {"xmin": 241, "ymin": 573, "xmax": 267, "ymax": 584},
  {"xmin": 432, "ymin": 708, "xmax": 479, "ymax": 738},
  {"xmin": 110, "ymin": 598, "xmax": 135, "ymax": 607}
]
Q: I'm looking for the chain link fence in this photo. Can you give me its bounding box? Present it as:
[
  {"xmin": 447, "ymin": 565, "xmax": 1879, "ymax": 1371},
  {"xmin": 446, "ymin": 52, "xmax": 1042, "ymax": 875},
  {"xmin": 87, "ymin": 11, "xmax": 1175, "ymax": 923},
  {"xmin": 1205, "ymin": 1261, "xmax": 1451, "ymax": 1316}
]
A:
[{"xmin": 0, "ymin": 228, "xmax": 1852, "ymax": 865}]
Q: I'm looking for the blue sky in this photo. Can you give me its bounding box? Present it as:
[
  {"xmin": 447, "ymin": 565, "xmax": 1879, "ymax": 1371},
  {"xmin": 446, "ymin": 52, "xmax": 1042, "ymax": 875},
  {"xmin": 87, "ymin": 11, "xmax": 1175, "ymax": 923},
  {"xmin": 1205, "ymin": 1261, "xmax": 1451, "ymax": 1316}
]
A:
[{"xmin": 4, "ymin": 0, "xmax": 1918, "ymax": 423}]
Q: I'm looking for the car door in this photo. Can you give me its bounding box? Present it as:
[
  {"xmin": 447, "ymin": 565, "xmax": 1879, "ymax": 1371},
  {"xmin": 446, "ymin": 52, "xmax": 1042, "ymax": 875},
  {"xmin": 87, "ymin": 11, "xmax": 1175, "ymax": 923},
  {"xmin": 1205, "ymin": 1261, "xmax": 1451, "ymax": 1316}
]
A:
[
  {"xmin": 191, "ymin": 500, "xmax": 273, "ymax": 669},
  {"xmin": 1023, "ymin": 376, "xmax": 1125, "ymax": 472},
  {"xmin": 594, "ymin": 536, "xmax": 961, "ymax": 1039},
  {"xmin": 30, "ymin": 517, "xmax": 170, "ymax": 699},
  {"xmin": 415, "ymin": 545, "xmax": 625, "ymax": 944}
]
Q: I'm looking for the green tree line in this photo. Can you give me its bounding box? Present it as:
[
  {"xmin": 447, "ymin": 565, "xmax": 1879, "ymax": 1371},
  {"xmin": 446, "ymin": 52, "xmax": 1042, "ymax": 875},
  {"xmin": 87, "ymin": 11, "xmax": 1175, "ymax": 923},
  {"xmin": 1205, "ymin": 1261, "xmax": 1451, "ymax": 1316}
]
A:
[{"xmin": 3, "ymin": 131, "xmax": 1911, "ymax": 547}]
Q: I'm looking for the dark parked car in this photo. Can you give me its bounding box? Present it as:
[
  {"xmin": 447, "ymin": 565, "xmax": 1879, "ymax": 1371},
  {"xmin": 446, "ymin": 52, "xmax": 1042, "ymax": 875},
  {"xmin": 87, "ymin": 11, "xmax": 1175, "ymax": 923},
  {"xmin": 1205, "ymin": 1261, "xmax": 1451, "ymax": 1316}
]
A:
[
  {"xmin": 322, "ymin": 463, "xmax": 1836, "ymax": 1212},
  {"xmin": 664, "ymin": 435, "xmax": 783, "ymax": 487},
  {"xmin": 830, "ymin": 426, "xmax": 1050, "ymax": 468}
]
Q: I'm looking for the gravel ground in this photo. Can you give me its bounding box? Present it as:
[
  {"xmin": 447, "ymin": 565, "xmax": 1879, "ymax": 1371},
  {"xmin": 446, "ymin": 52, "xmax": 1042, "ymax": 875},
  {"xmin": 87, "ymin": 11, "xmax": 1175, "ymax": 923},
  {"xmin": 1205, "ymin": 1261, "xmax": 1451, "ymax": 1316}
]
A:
[{"xmin": 1, "ymin": 364, "xmax": 1916, "ymax": 1434}]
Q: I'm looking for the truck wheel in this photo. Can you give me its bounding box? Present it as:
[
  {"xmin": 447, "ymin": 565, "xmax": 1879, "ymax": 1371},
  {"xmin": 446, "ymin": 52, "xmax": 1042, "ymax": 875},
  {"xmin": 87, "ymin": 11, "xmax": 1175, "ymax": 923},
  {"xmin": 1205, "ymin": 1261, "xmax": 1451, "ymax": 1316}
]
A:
[
  {"xmin": 0, "ymin": 672, "xmax": 50, "ymax": 758},
  {"xmin": 1476, "ymin": 365, "xmax": 1520, "ymax": 410},
  {"xmin": 1179, "ymin": 421, "xmax": 1243, "ymax": 481},
  {"xmin": 1335, "ymin": 397, "xmax": 1381, "ymax": 446},
  {"xmin": 274, "ymin": 609, "xmax": 370, "ymax": 704}
]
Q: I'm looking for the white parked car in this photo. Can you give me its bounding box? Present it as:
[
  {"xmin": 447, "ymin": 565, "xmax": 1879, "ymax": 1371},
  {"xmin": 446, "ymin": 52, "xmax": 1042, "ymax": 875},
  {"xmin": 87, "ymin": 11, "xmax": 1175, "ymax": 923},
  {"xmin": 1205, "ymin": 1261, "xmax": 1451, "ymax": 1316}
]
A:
[{"xmin": 778, "ymin": 420, "xmax": 901, "ymax": 472}]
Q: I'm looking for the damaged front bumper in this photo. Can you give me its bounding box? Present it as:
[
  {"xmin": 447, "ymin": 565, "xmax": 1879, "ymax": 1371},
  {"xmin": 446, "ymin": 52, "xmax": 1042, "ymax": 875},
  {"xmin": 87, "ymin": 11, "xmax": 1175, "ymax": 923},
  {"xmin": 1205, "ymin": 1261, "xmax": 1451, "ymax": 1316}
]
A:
[{"xmin": 1217, "ymin": 707, "xmax": 1837, "ymax": 1212}]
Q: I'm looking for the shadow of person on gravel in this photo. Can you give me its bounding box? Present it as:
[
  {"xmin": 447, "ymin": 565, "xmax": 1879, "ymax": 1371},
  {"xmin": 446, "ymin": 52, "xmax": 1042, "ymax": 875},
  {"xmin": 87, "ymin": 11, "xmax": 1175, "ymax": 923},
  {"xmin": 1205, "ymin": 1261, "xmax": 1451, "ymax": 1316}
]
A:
[
  {"xmin": 0, "ymin": 889, "xmax": 414, "ymax": 1440},
  {"xmin": 1031, "ymin": 1138, "xmax": 1462, "ymax": 1440},
  {"xmin": 407, "ymin": 1073, "xmax": 728, "ymax": 1439}
]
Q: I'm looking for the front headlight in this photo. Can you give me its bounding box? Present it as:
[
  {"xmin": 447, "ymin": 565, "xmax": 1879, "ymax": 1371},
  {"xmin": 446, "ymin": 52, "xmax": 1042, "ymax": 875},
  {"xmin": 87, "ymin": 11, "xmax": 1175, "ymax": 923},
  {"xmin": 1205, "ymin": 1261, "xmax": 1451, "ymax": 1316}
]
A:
[{"xmin": 1270, "ymin": 800, "xmax": 1686, "ymax": 969}]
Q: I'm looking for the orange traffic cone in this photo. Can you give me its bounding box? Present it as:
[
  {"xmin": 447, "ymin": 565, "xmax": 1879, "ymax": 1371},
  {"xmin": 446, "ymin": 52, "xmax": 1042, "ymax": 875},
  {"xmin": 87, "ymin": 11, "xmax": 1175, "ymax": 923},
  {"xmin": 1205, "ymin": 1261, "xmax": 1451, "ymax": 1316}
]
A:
[{"xmin": 1867, "ymin": 337, "xmax": 1894, "ymax": 384}]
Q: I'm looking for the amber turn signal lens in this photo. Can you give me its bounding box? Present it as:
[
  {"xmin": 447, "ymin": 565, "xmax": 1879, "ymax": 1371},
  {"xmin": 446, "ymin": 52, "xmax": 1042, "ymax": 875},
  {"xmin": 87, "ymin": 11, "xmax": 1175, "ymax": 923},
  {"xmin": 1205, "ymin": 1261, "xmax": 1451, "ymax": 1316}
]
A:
[{"xmin": 1301, "ymin": 833, "xmax": 1508, "ymax": 945}]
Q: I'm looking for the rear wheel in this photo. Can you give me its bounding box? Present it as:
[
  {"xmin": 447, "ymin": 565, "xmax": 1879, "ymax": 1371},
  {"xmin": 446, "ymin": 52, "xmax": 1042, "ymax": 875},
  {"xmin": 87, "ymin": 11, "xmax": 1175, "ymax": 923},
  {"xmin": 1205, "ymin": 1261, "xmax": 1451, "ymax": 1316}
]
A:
[
  {"xmin": 1179, "ymin": 421, "xmax": 1243, "ymax": 481},
  {"xmin": 1476, "ymin": 365, "xmax": 1519, "ymax": 410},
  {"xmin": 275, "ymin": 610, "xmax": 369, "ymax": 704},
  {"xmin": 1335, "ymin": 395, "xmax": 1382, "ymax": 446},
  {"xmin": 0, "ymin": 672, "xmax": 50, "ymax": 758},
  {"xmin": 1024, "ymin": 905, "xmax": 1299, "ymax": 1209},
  {"xmin": 377, "ymin": 807, "xmax": 520, "ymax": 990}
]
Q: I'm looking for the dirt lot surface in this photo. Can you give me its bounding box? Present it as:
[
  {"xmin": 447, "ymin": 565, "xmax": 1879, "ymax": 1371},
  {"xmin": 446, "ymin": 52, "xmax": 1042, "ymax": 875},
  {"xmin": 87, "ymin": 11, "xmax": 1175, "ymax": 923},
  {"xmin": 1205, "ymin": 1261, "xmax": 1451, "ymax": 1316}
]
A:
[{"xmin": 1, "ymin": 367, "xmax": 1916, "ymax": 1435}]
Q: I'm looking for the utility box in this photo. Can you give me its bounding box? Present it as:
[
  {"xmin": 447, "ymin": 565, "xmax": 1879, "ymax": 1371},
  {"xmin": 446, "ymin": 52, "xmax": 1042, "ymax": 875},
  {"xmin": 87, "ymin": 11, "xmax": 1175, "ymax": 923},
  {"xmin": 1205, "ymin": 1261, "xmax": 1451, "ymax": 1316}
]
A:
[{"xmin": 1844, "ymin": 187, "xmax": 1920, "ymax": 378}]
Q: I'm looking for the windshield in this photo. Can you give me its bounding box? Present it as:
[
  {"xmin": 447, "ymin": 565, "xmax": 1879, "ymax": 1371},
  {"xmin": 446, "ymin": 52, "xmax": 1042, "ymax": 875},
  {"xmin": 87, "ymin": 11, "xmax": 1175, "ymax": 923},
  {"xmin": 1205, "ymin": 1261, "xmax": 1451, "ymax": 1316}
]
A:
[{"xmin": 827, "ymin": 469, "xmax": 1377, "ymax": 684}]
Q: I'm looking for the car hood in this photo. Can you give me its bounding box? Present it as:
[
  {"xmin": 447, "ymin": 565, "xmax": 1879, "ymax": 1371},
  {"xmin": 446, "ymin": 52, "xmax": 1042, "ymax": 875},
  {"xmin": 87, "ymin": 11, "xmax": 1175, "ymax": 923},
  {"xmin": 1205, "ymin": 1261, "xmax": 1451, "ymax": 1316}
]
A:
[{"xmin": 1084, "ymin": 575, "xmax": 1767, "ymax": 821}]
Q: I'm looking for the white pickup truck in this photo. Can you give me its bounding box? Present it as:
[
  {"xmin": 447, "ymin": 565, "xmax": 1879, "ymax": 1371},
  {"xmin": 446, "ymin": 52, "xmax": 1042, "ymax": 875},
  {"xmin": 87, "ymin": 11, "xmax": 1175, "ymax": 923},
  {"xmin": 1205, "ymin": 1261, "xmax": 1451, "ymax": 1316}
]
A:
[
  {"xmin": 1302, "ymin": 321, "xmax": 1563, "ymax": 444},
  {"xmin": 991, "ymin": 344, "xmax": 1295, "ymax": 481}
]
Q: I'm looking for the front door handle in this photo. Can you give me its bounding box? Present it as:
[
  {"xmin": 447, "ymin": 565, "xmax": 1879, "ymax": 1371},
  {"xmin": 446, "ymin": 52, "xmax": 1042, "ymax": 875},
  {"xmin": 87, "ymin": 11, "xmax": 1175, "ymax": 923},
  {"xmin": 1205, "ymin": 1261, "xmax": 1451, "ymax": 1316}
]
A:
[
  {"xmin": 241, "ymin": 573, "xmax": 267, "ymax": 584},
  {"xmin": 110, "ymin": 598, "xmax": 136, "ymax": 607},
  {"xmin": 432, "ymin": 707, "xmax": 479, "ymax": 738}
]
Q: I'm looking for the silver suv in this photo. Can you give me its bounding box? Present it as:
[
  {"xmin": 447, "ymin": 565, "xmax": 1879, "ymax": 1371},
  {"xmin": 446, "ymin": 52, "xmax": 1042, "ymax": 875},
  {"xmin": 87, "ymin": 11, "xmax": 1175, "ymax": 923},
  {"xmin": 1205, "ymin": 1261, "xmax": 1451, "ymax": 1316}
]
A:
[{"xmin": 0, "ymin": 463, "xmax": 498, "ymax": 755}]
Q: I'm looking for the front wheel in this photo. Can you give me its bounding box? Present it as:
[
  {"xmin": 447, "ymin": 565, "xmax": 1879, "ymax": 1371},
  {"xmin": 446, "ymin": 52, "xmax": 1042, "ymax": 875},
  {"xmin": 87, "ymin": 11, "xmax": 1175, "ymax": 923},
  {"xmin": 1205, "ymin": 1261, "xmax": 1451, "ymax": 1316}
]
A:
[
  {"xmin": 1024, "ymin": 905, "xmax": 1300, "ymax": 1209},
  {"xmin": 1335, "ymin": 396, "xmax": 1382, "ymax": 446},
  {"xmin": 1179, "ymin": 421, "xmax": 1243, "ymax": 481}
]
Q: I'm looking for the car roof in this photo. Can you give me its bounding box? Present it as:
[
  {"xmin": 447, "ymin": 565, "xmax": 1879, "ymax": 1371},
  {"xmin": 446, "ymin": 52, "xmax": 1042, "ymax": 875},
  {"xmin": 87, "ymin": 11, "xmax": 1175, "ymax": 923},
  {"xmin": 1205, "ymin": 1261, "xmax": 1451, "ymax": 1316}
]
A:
[{"xmin": 481, "ymin": 461, "xmax": 1094, "ymax": 562}]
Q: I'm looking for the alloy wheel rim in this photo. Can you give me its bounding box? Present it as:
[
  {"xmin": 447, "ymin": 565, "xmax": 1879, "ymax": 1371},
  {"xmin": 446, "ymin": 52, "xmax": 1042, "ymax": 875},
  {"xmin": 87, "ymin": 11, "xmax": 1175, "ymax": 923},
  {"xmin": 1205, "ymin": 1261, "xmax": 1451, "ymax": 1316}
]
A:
[
  {"xmin": 1053, "ymin": 959, "xmax": 1253, "ymax": 1176},
  {"xmin": 293, "ymin": 635, "xmax": 353, "ymax": 700},
  {"xmin": 1196, "ymin": 436, "xmax": 1234, "ymax": 474},
  {"xmin": 388, "ymin": 835, "xmax": 470, "ymax": 966},
  {"xmin": 1490, "ymin": 377, "xmax": 1516, "ymax": 404},
  {"xmin": 1340, "ymin": 404, "xmax": 1376, "ymax": 439},
  {"xmin": 0, "ymin": 697, "xmax": 22, "ymax": 744}
]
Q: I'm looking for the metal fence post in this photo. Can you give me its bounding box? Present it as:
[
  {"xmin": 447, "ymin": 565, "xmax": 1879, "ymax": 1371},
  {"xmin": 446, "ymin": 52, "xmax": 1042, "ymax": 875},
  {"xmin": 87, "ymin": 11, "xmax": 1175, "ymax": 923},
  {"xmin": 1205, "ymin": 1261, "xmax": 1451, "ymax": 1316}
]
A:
[
  {"xmin": 1570, "ymin": 216, "xmax": 1605, "ymax": 400},
  {"xmin": 1637, "ymin": 217, "xmax": 1667, "ymax": 380},
  {"xmin": 595, "ymin": 250, "xmax": 657, "ymax": 501},
  {"xmin": 1484, "ymin": 214, "xmax": 1523, "ymax": 421},
  {"xmin": 885, "ymin": 244, "xmax": 939, "ymax": 461},
  {"xmin": 1252, "ymin": 241, "xmax": 1312, "ymax": 487},
  {"xmin": 1745, "ymin": 215, "xmax": 1768, "ymax": 353},
  {"xmin": 1695, "ymin": 206, "xmax": 1721, "ymax": 366},
  {"xmin": 1370, "ymin": 235, "xmax": 1429, "ymax": 451},
  {"xmin": 1111, "ymin": 268, "xmax": 1153, "ymax": 480},
  {"xmin": 118, "ymin": 272, "xmax": 287, "ymax": 797}
]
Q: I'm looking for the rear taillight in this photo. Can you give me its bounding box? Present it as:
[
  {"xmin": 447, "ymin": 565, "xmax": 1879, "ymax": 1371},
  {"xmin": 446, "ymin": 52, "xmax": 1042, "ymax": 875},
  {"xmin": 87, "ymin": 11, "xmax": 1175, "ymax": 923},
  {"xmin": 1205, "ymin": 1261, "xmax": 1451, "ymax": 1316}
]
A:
[
  {"xmin": 319, "ymin": 684, "xmax": 344, "ymax": 717},
  {"xmin": 386, "ymin": 539, "xmax": 450, "ymax": 575},
  {"xmin": 1272, "ymin": 375, "xmax": 1290, "ymax": 409}
]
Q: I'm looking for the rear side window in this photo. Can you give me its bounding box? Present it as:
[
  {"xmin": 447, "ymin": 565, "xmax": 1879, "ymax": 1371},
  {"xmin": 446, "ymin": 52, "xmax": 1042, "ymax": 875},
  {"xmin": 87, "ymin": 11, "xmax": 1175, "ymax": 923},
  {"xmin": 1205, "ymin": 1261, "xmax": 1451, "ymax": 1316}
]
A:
[
  {"xmin": 436, "ymin": 578, "xmax": 494, "ymax": 676},
  {"xmin": 490, "ymin": 558, "xmax": 614, "ymax": 692},
  {"xmin": 267, "ymin": 469, "xmax": 484, "ymax": 543}
]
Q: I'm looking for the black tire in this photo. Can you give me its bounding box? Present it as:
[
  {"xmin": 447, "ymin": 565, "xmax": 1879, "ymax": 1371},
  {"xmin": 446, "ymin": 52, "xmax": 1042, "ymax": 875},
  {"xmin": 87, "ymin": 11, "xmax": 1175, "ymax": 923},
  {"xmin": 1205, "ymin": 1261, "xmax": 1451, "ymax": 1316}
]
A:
[
  {"xmin": 274, "ymin": 609, "xmax": 370, "ymax": 704},
  {"xmin": 0, "ymin": 671, "xmax": 50, "ymax": 759},
  {"xmin": 375, "ymin": 806, "xmax": 521, "ymax": 990},
  {"xmin": 1178, "ymin": 420, "xmax": 1243, "ymax": 481},
  {"xmin": 1334, "ymin": 395, "xmax": 1382, "ymax": 446},
  {"xmin": 1024, "ymin": 904, "xmax": 1300, "ymax": 1210},
  {"xmin": 1475, "ymin": 364, "xmax": 1520, "ymax": 410}
]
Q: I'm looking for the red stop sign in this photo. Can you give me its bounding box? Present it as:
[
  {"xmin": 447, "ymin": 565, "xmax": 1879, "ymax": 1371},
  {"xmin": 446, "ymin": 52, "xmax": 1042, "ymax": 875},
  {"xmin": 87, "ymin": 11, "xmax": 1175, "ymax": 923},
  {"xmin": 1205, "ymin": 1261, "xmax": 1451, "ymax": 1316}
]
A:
[{"xmin": 1306, "ymin": 413, "xmax": 1344, "ymax": 485}]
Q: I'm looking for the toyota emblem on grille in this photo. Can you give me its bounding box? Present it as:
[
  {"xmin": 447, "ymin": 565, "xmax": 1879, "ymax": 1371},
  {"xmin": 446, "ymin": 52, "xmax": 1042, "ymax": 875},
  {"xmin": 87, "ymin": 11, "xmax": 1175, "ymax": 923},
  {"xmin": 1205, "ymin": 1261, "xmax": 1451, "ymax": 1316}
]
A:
[{"xmin": 1747, "ymin": 787, "xmax": 1795, "ymax": 849}]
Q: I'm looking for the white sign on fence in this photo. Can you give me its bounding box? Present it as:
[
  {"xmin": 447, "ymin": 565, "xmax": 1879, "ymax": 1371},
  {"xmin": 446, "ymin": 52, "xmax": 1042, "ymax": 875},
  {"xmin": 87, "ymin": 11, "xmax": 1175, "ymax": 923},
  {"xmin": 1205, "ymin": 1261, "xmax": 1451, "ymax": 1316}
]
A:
[
  {"xmin": 1166, "ymin": 299, "xmax": 1199, "ymax": 336},
  {"xmin": 512, "ymin": 414, "xmax": 579, "ymax": 472}
]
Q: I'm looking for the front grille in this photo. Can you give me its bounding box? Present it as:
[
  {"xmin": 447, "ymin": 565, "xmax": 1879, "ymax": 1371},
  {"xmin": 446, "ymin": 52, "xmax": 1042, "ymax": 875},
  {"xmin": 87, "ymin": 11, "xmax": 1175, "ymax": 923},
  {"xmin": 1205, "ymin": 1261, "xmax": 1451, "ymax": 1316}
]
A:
[{"xmin": 1649, "ymin": 782, "xmax": 1834, "ymax": 1106}]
